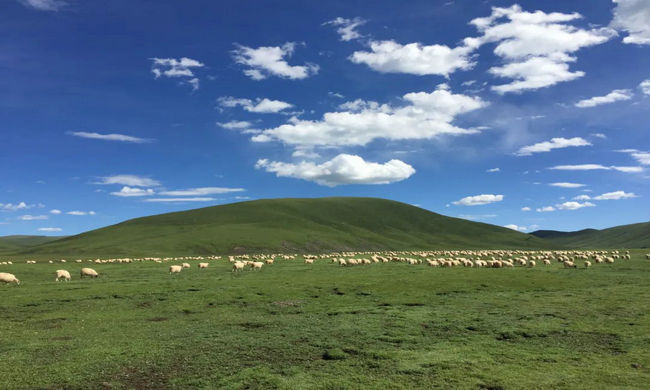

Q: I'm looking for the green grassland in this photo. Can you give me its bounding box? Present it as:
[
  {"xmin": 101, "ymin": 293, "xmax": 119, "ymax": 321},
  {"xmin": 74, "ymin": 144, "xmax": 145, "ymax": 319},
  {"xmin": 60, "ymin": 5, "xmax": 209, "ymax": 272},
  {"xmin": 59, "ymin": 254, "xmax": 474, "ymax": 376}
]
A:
[
  {"xmin": 1, "ymin": 252, "xmax": 649, "ymax": 389},
  {"xmin": 18, "ymin": 198, "xmax": 551, "ymax": 257},
  {"xmin": 531, "ymin": 222, "xmax": 650, "ymax": 249}
]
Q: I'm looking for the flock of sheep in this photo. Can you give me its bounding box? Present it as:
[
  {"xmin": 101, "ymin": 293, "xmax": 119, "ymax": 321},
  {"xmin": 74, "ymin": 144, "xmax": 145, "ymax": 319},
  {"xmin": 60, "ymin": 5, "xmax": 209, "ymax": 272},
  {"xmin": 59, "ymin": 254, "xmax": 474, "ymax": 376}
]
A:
[{"xmin": 1, "ymin": 250, "xmax": 646, "ymax": 286}]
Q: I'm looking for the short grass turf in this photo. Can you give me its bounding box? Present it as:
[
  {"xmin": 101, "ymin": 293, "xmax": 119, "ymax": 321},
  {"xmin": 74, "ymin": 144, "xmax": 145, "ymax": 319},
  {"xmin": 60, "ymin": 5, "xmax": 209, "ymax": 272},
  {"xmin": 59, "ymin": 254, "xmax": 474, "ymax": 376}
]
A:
[{"xmin": 1, "ymin": 252, "xmax": 649, "ymax": 389}]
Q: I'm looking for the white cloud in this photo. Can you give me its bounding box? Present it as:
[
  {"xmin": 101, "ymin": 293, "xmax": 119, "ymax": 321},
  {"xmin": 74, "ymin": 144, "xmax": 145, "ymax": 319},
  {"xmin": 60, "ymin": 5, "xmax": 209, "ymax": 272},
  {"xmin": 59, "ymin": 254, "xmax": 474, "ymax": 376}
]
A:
[
  {"xmin": 50, "ymin": 209, "xmax": 62, "ymax": 214},
  {"xmin": 18, "ymin": 0, "xmax": 65, "ymax": 11},
  {"xmin": 549, "ymin": 164, "xmax": 643, "ymax": 172},
  {"xmin": 521, "ymin": 206, "xmax": 531, "ymax": 211},
  {"xmin": 252, "ymin": 85, "xmax": 486, "ymax": 148},
  {"xmin": 592, "ymin": 190, "xmax": 637, "ymax": 200},
  {"xmin": 516, "ymin": 137, "xmax": 591, "ymax": 156},
  {"xmin": 255, "ymin": 154, "xmax": 415, "ymax": 187},
  {"xmin": 631, "ymin": 151, "xmax": 650, "ymax": 165},
  {"xmin": 95, "ymin": 175, "xmax": 161, "ymax": 187},
  {"xmin": 19, "ymin": 214, "xmax": 48, "ymax": 220},
  {"xmin": 573, "ymin": 195, "xmax": 591, "ymax": 201},
  {"xmin": 486, "ymin": 167, "xmax": 500, "ymax": 172},
  {"xmin": 323, "ymin": 17, "xmax": 366, "ymax": 41},
  {"xmin": 452, "ymin": 194, "xmax": 504, "ymax": 206},
  {"xmin": 232, "ymin": 42, "xmax": 319, "ymax": 80},
  {"xmin": 158, "ymin": 187, "xmax": 245, "ymax": 196},
  {"xmin": 556, "ymin": 201, "xmax": 595, "ymax": 210},
  {"xmin": 68, "ymin": 131, "xmax": 152, "ymax": 143},
  {"xmin": 150, "ymin": 57, "xmax": 204, "ymax": 90},
  {"xmin": 549, "ymin": 182, "xmax": 586, "ymax": 188},
  {"xmin": 110, "ymin": 186, "xmax": 155, "ymax": 197},
  {"xmin": 144, "ymin": 197, "xmax": 216, "ymax": 203},
  {"xmin": 591, "ymin": 133, "xmax": 607, "ymax": 139},
  {"xmin": 67, "ymin": 211, "xmax": 96, "ymax": 216},
  {"xmin": 38, "ymin": 227, "xmax": 62, "ymax": 232},
  {"xmin": 0, "ymin": 202, "xmax": 30, "ymax": 211},
  {"xmin": 217, "ymin": 120, "xmax": 253, "ymax": 130},
  {"xmin": 640, "ymin": 80, "xmax": 650, "ymax": 95},
  {"xmin": 610, "ymin": 0, "xmax": 650, "ymax": 45},
  {"xmin": 504, "ymin": 224, "xmax": 527, "ymax": 231},
  {"xmin": 575, "ymin": 89, "xmax": 633, "ymax": 108},
  {"xmin": 467, "ymin": 5, "xmax": 616, "ymax": 93},
  {"xmin": 536, "ymin": 206, "xmax": 556, "ymax": 212},
  {"xmin": 217, "ymin": 97, "xmax": 293, "ymax": 113},
  {"xmin": 350, "ymin": 40, "xmax": 474, "ymax": 77}
]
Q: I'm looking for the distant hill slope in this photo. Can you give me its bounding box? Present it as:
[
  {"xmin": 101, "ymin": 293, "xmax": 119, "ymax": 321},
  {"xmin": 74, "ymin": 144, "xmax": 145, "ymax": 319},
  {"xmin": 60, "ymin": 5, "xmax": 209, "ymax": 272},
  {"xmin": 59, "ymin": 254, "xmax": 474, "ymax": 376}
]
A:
[
  {"xmin": 20, "ymin": 197, "xmax": 551, "ymax": 257},
  {"xmin": 0, "ymin": 235, "xmax": 66, "ymax": 253},
  {"xmin": 531, "ymin": 222, "xmax": 650, "ymax": 248}
]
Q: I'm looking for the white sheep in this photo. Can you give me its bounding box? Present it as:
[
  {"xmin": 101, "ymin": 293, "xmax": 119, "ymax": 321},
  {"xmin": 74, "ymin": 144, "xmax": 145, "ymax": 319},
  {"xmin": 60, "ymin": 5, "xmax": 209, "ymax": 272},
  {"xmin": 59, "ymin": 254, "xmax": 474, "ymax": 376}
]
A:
[
  {"xmin": 198, "ymin": 262, "xmax": 209, "ymax": 269},
  {"xmin": 251, "ymin": 262, "xmax": 264, "ymax": 270},
  {"xmin": 232, "ymin": 261, "xmax": 245, "ymax": 272},
  {"xmin": 584, "ymin": 261, "xmax": 592, "ymax": 268},
  {"xmin": 265, "ymin": 259, "xmax": 274, "ymax": 265},
  {"xmin": 55, "ymin": 270, "xmax": 71, "ymax": 282},
  {"xmin": 80, "ymin": 268, "xmax": 99, "ymax": 278},
  {"xmin": 304, "ymin": 259, "xmax": 314, "ymax": 264},
  {"xmin": 169, "ymin": 265, "xmax": 182, "ymax": 274},
  {"xmin": 182, "ymin": 263, "xmax": 191, "ymax": 269},
  {"xmin": 0, "ymin": 272, "xmax": 20, "ymax": 285}
]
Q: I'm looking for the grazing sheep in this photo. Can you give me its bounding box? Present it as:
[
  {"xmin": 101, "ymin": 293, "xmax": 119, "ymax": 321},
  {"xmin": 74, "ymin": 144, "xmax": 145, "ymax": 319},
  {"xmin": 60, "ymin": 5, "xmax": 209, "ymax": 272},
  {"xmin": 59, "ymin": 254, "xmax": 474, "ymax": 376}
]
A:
[
  {"xmin": 528, "ymin": 260, "xmax": 536, "ymax": 268},
  {"xmin": 80, "ymin": 268, "xmax": 99, "ymax": 278},
  {"xmin": 563, "ymin": 261, "xmax": 577, "ymax": 269},
  {"xmin": 55, "ymin": 270, "xmax": 71, "ymax": 282},
  {"xmin": 251, "ymin": 262, "xmax": 264, "ymax": 270},
  {"xmin": 584, "ymin": 261, "xmax": 592, "ymax": 268},
  {"xmin": 304, "ymin": 259, "xmax": 314, "ymax": 264},
  {"xmin": 198, "ymin": 262, "xmax": 209, "ymax": 269},
  {"xmin": 232, "ymin": 261, "xmax": 245, "ymax": 272},
  {"xmin": 182, "ymin": 263, "xmax": 191, "ymax": 269},
  {"xmin": 543, "ymin": 259, "xmax": 551, "ymax": 266},
  {"xmin": 169, "ymin": 265, "xmax": 182, "ymax": 274},
  {"xmin": 338, "ymin": 259, "xmax": 347, "ymax": 266},
  {"xmin": 0, "ymin": 272, "xmax": 20, "ymax": 285},
  {"xmin": 265, "ymin": 259, "xmax": 274, "ymax": 265}
]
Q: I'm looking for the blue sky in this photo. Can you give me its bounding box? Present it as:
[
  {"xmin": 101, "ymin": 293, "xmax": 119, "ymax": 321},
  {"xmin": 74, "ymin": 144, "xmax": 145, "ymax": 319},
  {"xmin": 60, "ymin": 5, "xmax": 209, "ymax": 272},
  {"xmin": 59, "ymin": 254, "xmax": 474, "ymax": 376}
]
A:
[{"xmin": 1, "ymin": 0, "xmax": 649, "ymax": 236}]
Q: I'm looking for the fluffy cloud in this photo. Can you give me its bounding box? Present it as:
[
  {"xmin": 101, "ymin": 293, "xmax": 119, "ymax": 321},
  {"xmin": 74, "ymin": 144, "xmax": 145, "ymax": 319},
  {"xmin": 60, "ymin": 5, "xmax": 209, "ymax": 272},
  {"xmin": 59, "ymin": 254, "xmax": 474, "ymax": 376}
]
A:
[
  {"xmin": 350, "ymin": 40, "xmax": 475, "ymax": 76},
  {"xmin": 610, "ymin": 0, "xmax": 650, "ymax": 45},
  {"xmin": 144, "ymin": 197, "xmax": 216, "ymax": 203},
  {"xmin": 504, "ymin": 224, "xmax": 527, "ymax": 231},
  {"xmin": 549, "ymin": 164, "xmax": 643, "ymax": 172},
  {"xmin": 592, "ymin": 190, "xmax": 637, "ymax": 200},
  {"xmin": 521, "ymin": 206, "xmax": 531, "ymax": 211},
  {"xmin": 255, "ymin": 154, "xmax": 415, "ymax": 187},
  {"xmin": 19, "ymin": 214, "xmax": 48, "ymax": 220},
  {"xmin": 158, "ymin": 187, "xmax": 245, "ymax": 196},
  {"xmin": 217, "ymin": 120, "xmax": 253, "ymax": 130},
  {"xmin": 217, "ymin": 97, "xmax": 293, "ymax": 113},
  {"xmin": 0, "ymin": 202, "xmax": 30, "ymax": 211},
  {"xmin": 38, "ymin": 227, "xmax": 62, "ymax": 232},
  {"xmin": 467, "ymin": 5, "xmax": 616, "ymax": 93},
  {"xmin": 95, "ymin": 175, "xmax": 161, "ymax": 187},
  {"xmin": 252, "ymin": 85, "xmax": 486, "ymax": 148},
  {"xmin": 486, "ymin": 167, "xmax": 500, "ymax": 173},
  {"xmin": 640, "ymin": 80, "xmax": 650, "ymax": 94},
  {"xmin": 323, "ymin": 17, "xmax": 366, "ymax": 41},
  {"xmin": 556, "ymin": 201, "xmax": 595, "ymax": 210},
  {"xmin": 574, "ymin": 89, "xmax": 633, "ymax": 108},
  {"xmin": 50, "ymin": 209, "xmax": 62, "ymax": 214},
  {"xmin": 18, "ymin": 0, "xmax": 65, "ymax": 11},
  {"xmin": 516, "ymin": 137, "xmax": 591, "ymax": 156},
  {"xmin": 536, "ymin": 206, "xmax": 556, "ymax": 212},
  {"xmin": 150, "ymin": 57, "xmax": 204, "ymax": 90},
  {"xmin": 232, "ymin": 43, "xmax": 319, "ymax": 80},
  {"xmin": 549, "ymin": 182, "xmax": 586, "ymax": 188},
  {"xmin": 110, "ymin": 186, "xmax": 155, "ymax": 197},
  {"xmin": 573, "ymin": 195, "xmax": 592, "ymax": 201},
  {"xmin": 452, "ymin": 194, "xmax": 504, "ymax": 206},
  {"xmin": 68, "ymin": 131, "xmax": 152, "ymax": 143},
  {"xmin": 67, "ymin": 211, "xmax": 96, "ymax": 216}
]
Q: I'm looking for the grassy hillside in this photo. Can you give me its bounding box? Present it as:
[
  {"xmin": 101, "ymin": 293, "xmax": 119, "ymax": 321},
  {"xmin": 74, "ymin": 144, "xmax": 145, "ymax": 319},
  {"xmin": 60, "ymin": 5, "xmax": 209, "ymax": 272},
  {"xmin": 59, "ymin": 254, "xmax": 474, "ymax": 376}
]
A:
[
  {"xmin": 21, "ymin": 197, "xmax": 551, "ymax": 257},
  {"xmin": 531, "ymin": 222, "xmax": 650, "ymax": 248},
  {"xmin": 0, "ymin": 235, "xmax": 65, "ymax": 254}
]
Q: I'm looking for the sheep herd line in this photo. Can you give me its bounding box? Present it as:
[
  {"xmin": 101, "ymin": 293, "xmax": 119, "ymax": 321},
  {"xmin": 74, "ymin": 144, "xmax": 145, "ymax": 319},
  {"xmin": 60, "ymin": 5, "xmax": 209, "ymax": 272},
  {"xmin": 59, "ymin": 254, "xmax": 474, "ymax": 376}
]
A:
[{"xmin": 1, "ymin": 250, "xmax": 648, "ymax": 286}]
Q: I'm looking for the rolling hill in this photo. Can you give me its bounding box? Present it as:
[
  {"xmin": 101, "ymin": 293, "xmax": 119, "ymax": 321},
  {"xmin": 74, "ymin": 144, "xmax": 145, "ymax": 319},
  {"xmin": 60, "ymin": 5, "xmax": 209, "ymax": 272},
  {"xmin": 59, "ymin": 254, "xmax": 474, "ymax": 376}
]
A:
[
  {"xmin": 531, "ymin": 222, "xmax": 650, "ymax": 248},
  {"xmin": 0, "ymin": 235, "xmax": 66, "ymax": 254},
  {"xmin": 19, "ymin": 197, "xmax": 551, "ymax": 257}
]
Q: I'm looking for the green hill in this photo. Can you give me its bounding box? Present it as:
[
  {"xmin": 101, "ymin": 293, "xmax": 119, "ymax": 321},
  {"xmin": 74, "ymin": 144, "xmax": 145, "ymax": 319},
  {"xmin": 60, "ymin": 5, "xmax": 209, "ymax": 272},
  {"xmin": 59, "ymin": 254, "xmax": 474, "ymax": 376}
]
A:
[
  {"xmin": 20, "ymin": 197, "xmax": 551, "ymax": 257},
  {"xmin": 0, "ymin": 235, "xmax": 66, "ymax": 253},
  {"xmin": 531, "ymin": 222, "xmax": 650, "ymax": 248}
]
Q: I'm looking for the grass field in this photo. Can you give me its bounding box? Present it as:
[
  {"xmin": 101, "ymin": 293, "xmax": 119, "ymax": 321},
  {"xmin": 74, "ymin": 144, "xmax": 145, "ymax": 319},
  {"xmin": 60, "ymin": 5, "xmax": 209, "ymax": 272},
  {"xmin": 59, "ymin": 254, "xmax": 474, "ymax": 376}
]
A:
[{"xmin": 1, "ymin": 252, "xmax": 649, "ymax": 389}]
